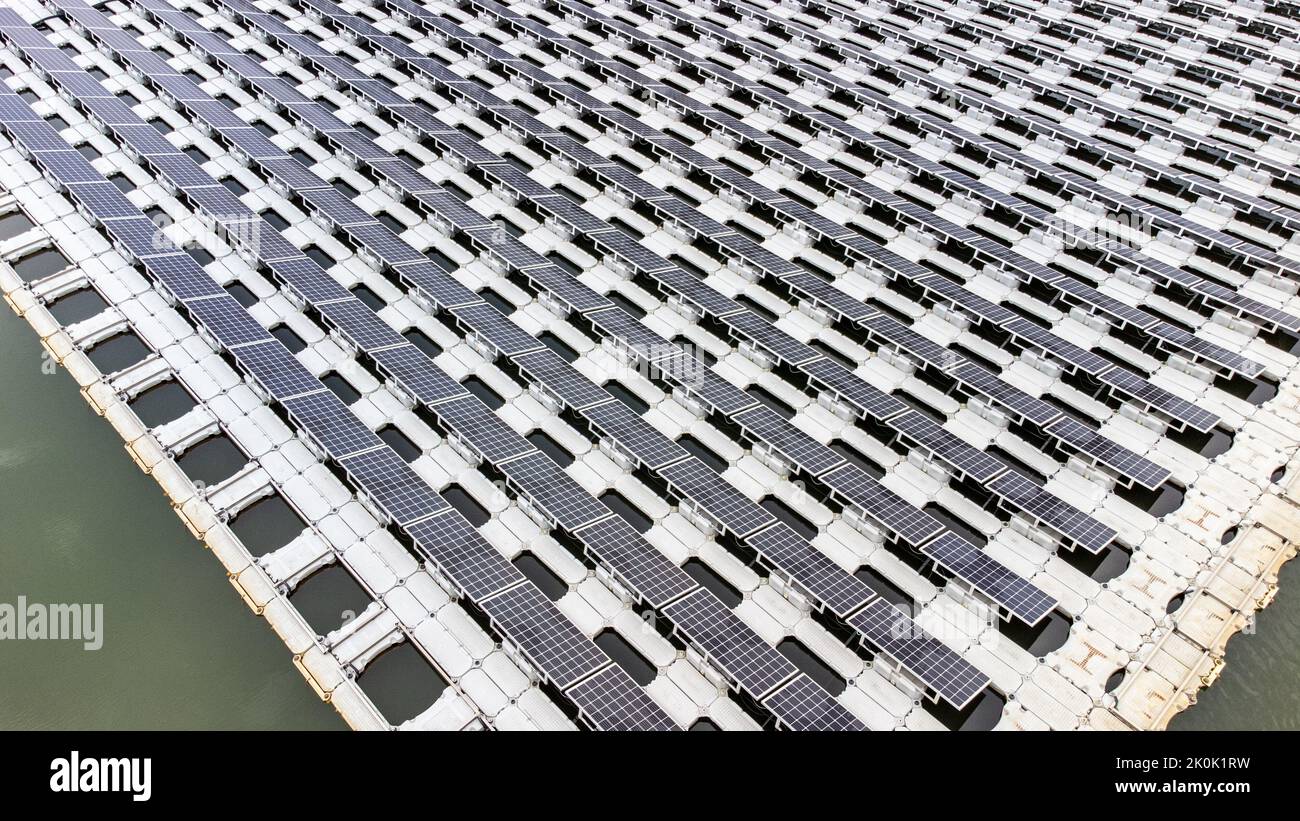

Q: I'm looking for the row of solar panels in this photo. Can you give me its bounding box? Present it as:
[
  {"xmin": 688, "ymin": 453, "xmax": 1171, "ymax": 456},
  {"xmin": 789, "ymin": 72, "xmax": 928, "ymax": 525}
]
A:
[
  {"xmin": 473, "ymin": 0, "xmax": 1268, "ymax": 398},
  {"xmin": 18, "ymin": 1, "xmax": 888, "ymax": 726},
  {"xmin": 866, "ymin": 0, "xmax": 1300, "ymax": 152},
  {"xmin": 189, "ymin": 0, "xmax": 1085, "ymax": 553},
  {"xmin": 373, "ymin": 0, "xmax": 1186, "ymax": 489},
  {"xmin": 742, "ymin": 0, "xmax": 1300, "ymax": 287},
  {"xmin": 1019, "ymin": 0, "xmax": 1300, "ymax": 109},
  {"xmin": 821, "ymin": 0, "xmax": 1300, "ymax": 186},
  {"xmin": 1087, "ymin": 0, "xmax": 1294, "ymax": 61},
  {"xmin": 121, "ymin": 0, "xmax": 1012, "ymax": 709},
  {"xmin": 725, "ymin": 0, "xmax": 1300, "ymax": 299},
  {"xmin": 27, "ymin": 0, "xmax": 1270, "ymax": 723},
  {"xmin": 962, "ymin": 0, "xmax": 1300, "ymax": 119},
  {"xmin": 1058, "ymin": 0, "xmax": 1276, "ymax": 56},
  {"xmin": 622, "ymin": 0, "xmax": 1300, "ymax": 335},
  {"xmin": 0, "ymin": 13, "xmax": 711, "ymax": 732}
]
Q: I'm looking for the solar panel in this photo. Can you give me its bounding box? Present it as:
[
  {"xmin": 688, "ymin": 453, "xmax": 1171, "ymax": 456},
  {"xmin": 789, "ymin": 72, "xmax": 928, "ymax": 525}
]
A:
[
  {"xmin": 781, "ymin": 271, "xmax": 877, "ymax": 323},
  {"xmin": 510, "ymin": 350, "xmax": 608, "ymax": 412},
  {"xmin": 369, "ymin": 344, "xmax": 469, "ymax": 405},
  {"xmin": 1150, "ymin": 323, "xmax": 1264, "ymax": 378},
  {"xmin": 581, "ymin": 400, "xmax": 689, "ymax": 470},
  {"xmin": 68, "ymin": 181, "xmax": 141, "ymax": 221},
  {"xmin": 721, "ymin": 310, "xmax": 819, "ymax": 367},
  {"xmin": 330, "ymin": 130, "xmax": 393, "ymax": 163},
  {"xmin": 862, "ymin": 314, "xmax": 953, "ymax": 370},
  {"xmin": 108, "ymin": 217, "xmax": 180, "ymax": 259},
  {"xmin": 464, "ymin": 228, "xmax": 551, "ymax": 274},
  {"xmin": 184, "ymin": 294, "xmax": 272, "ymax": 347},
  {"xmin": 821, "ymin": 465, "xmax": 945, "ymax": 546},
  {"xmin": 186, "ymin": 100, "xmax": 254, "ymax": 131},
  {"xmin": 0, "ymin": 93, "xmax": 40, "ymax": 124},
  {"xmin": 849, "ymin": 599, "xmax": 989, "ymax": 709},
  {"xmin": 337, "ymin": 446, "xmax": 449, "ymax": 524},
  {"xmin": 265, "ymin": 256, "xmax": 353, "ymax": 303},
  {"xmin": 921, "ymin": 533, "xmax": 1057, "ymax": 625},
  {"xmin": 886, "ymin": 412, "xmax": 1007, "ymax": 484},
  {"xmin": 185, "ymin": 185, "xmax": 255, "ymax": 224},
  {"xmin": 138, "ymin": 255, "xmax": 221, "ymax": 301},
  {"xmin": 746, "ymin": 523, "xmax": 876, "ymax": 618},
  {"xmin": 951, "ymin": 363, "xmax": 1062, "ymax": 427},
  {"xmin": 587, "ymin": 308, "xmax": 674, "ymax": 360},
  {"xmin": 406, "ymin": 511, "xmax": 526, "ymax": 600},
  {"xmin": 498, "ymin": 451, "xmax": 611, "ymax": 531},
  {"xmin": 654, "ymin": 265, "xmax": 748, "ymax": 319},
  {"xmin": 316, "ymin": 298, "xmax": 406, "ymax": 351},
  {"xmin": 147, "ymin": 153, "xmax": 221, "ymax": 190},
  {"xmin": 660, "ymin": 457, "xmax": 775, "ymax": 538},
  {"xmin": 114, "ymin": 124, "xmax": 182, "ymax": 158},
  {"xmin": 762, "ymin": 675, "xmax": 864, "ymax": 732},
  {"xmin": 433, "ymin": 395, "xmax": 534, "ymax": 464},
  {"xmin": 800, "ymin": 358, "xmax": 909, "ymax": 421},
  {"xmin": 282, "ymin": 391, "xmax": 385, "ymax": 458},
  {"xmin": 917, "ymin": 274, "xmax": 1018, "ymax": 327},
  {"xmin": 224, "ymin": 127, "xmax": 283, "ymax": 160},
  {"xmin": 566, "ymin": 664, "xmax": 678, "ymax": 731},
  {"xmin": 574, "ymin": 515, "xmax": 698, "ymax": 608},
  {"xmin": 1099, "ymin": 367, "xmax": 1219, "ymax": 433},
  {"xmin": 988, "ymin": 470, "xmax": 1116, "ymax": 554},
  {"xmin": 300, "ymin": 188, "xmax": 374, "ymax": 227},
  {"xmin": 397, "ymin": 261, "xmax": 483, "ymax": 310},
  {"xmin": 348, "ymin": 222, "xmax": 428, "ymax": 267},
  {"xmin": 734, "ymin": 405, "xmax": 844, "ymax": 477},
  {"xmin": 1046, "ymin": 416, "xmax": 1171, "ymax": 490},
  {"xmin": 1007, "ymin": 318, "xmax": 1116, "ymax": 377},
  {"xmin": 230, "ymin": 341, "xmax": 323, "ymax": 399},
  {"xmin": 662, "ymin": 589, "xmax": 798, "ymax": 698},
  {"xmin": 450, "ymin": 303, "xmax": 545, "ymax": 356},
  {"xmin": 598, "ymin": 230, "xmax": 675, "ymax": 274},
  {"xmin": 479, "ymin": 583, "xmax": 610, "ymax": 688},
  {"xmin": 374, "ymin": 162, "xmax": 443, "ymax": 196}
]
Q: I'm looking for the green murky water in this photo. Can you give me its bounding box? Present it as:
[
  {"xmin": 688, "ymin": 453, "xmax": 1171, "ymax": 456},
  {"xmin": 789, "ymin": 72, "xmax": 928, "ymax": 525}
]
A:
[
  {"xmin": 0, "ymin": 308, "xmax": 341, "ymax": 729},
  {"xmin": 1170, "ymin": 556, "xmax": 1300, "ymax": 731}
]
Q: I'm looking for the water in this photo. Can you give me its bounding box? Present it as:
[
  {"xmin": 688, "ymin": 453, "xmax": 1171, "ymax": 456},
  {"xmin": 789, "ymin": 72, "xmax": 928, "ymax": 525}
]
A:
[
  {"xmin": 0, "ymin": 309, "xmax": 341, "ymax": 730},
  {"xmin": 1170, "ymin": 556, "xmax": 1300, "ymax": 731}
]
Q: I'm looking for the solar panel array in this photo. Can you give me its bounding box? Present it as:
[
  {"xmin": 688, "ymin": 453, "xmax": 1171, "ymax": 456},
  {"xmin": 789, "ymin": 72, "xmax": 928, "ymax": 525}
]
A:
[{"xmin": 2, "ymin": 0, "xmax": 1294, "ymax": 728}]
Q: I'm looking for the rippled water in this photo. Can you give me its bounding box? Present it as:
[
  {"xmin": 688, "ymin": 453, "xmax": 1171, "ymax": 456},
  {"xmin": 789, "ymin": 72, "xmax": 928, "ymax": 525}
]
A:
[{"xmin": 0, "ymin": 309, "xmax": 341, "ymax": 729}]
